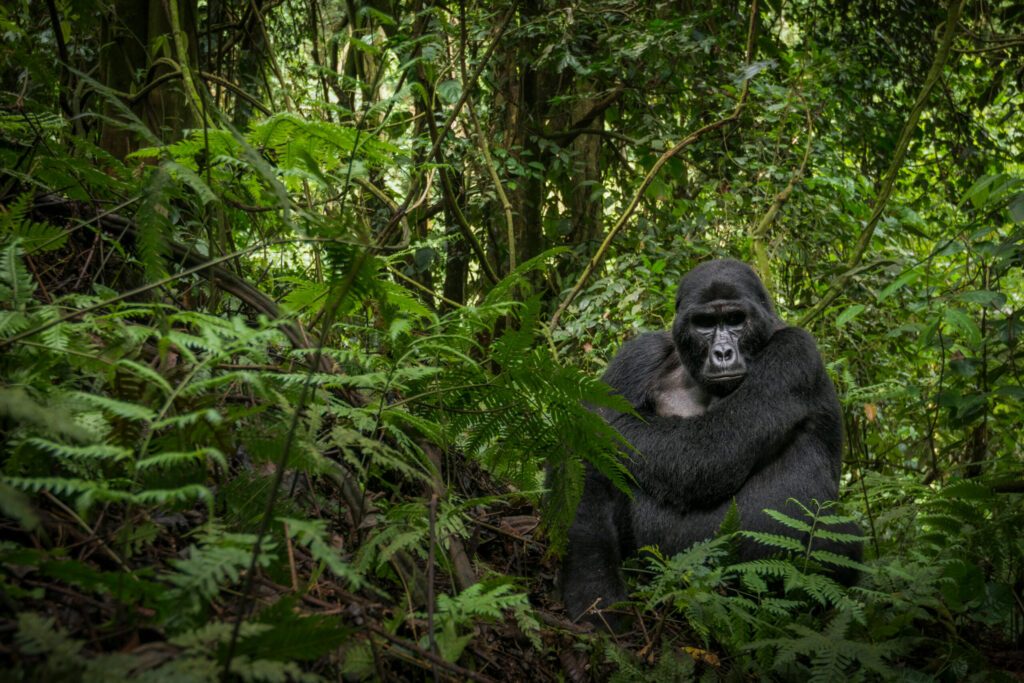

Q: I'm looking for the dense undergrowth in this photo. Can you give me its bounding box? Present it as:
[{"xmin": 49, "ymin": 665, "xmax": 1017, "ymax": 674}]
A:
[
  {"xmin": 2, "ymin": 218, "xmax": 1023, "ymax": 680},
  {"xmin": 2, "ymin": 0, "xmax": 1024, "ymax": 680}
]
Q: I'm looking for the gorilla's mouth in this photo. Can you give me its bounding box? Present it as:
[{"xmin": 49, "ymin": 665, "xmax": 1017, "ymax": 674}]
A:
[
  {"xmin": 705, "ymin": 373, "xmax": 746, "ymax": 392},
  {"xmin": 706, "ymin": 372, "xmax": 745, "ymax": 383}
]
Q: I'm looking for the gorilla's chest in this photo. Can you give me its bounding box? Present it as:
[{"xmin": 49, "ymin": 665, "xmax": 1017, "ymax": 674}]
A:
[{"xmin": 652, "ymin": 362, "xmax": 709, "ymax": 418}]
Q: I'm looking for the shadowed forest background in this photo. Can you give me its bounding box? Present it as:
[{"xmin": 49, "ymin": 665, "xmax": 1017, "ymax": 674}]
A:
[{"xmin": 1, "ymin": 0, "xmax": 1023, "ymax": 679}]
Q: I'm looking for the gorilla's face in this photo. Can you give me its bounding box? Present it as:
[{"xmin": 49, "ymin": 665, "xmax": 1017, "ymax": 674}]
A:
[
  {"xmin": 686, "ymin": 305, "xmax": 749, "ymax": 393},
  {"xmin": 671, "ymin": 260, "xmax": 780, "ymax": 397}
]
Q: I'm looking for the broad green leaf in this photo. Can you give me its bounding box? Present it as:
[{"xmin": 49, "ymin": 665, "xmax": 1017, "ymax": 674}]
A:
[
  {"xmin": 877, "ymin": 270, "xmax": 919, "ymax": 302},
  {"xmin": 836, "ymin": 304, "xmax": 865, "ymax": 328},
  {"xmin": 942, "ymin": 308, "xmax": 981, "ymax": 347}
]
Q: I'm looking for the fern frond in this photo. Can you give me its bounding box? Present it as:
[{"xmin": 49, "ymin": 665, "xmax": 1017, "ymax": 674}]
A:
[
  {"xmin": 0, "ymin": 196, "xmax": 68, "ymax": 253},
  {"xmin": 167, "ymin": 530, "xmax": 275, "ymax": 606},
  {"xmin": 114, "ymin": 359, "xmax": 173, "ymax": 395},
  {"xmin": 134, "ymin": 484, "xmax": 213, "ymax": 508},
  {"xmin": 0, "ymin": 239, "xmax": 35, "ymax": 307},
  {"xmin": 280, "ymin": 517, "xmax": 362, "ymax": 587},
  {"xmin": 137, "ymin": 448, "xmax": 227, "ymax": 472},
  {"xmin": 15, "ymin": 612, "xmax": 84, "ymax": 663},
  {"xmin": 4, "ymin": 476, "xmax": 104, "ymax": 498},
  {"xmin": 729, "ymin": 558, "xmax": 795, "ymax": 579},
  {"xmin": 71, "ymin": 391, "xmax": 156, "ymax": 421},
  {"xmin": 808, "ymin": 549, "xmax": 871, "ymax": 572},
  {"xmin": 763, "ymin": 507, "xmax": 814, "ymax": 532},
  {"xmin": 170, "ymin": 621, "xmax": 272, "ymax": 649},
  {"xmin": 741, "ymin": 531, "xmax": 806, "ymax": 553},
  {"xmin": 152, "ymin": 408, "xmax": 223, "ymax": 430},
  {"xmin": 810, "ymin": 528, "xmax": 864, "ymax": 544},
  {"xmin": 27, "ymin": 438, "xmax": 132, "ymax": 463}
]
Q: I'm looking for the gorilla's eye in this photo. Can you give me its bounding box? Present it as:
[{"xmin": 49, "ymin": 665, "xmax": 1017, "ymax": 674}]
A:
[
  {"xmin": 691, "ymin": 314, "xmax": 716, "ymax": 329},
  {"xmin": 724, "ymin": 311, "xmax": 746, "ymax": 326}
]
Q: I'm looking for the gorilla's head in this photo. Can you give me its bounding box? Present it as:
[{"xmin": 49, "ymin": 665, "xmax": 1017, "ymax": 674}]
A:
[{"xmin": 671, "ymin": 260, "xmax": 783, "ymax": 396}]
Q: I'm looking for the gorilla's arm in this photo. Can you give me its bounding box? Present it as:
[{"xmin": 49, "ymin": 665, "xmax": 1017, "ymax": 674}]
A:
[{"xmin": 605, "ymin": 327, "xmax": 828, "ymax": 510}]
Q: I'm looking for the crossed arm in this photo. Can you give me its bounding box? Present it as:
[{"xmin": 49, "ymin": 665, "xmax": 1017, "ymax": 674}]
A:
[{"xmin": 603, "ymin": 328, "xmax": 827, "ymax": 510}]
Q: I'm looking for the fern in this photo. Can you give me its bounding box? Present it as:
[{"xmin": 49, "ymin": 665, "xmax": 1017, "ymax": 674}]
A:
[
  {"xmin": 71, "ymin": 390, "xmax": 157, "ymax": 421},
  {"xmin": 607, "ymin": 641, "xmax": 697, "ymax": 683},
  {"xmin": 115, "ymin": 358, "xmax": 174, "ymax": 395},
  {"xmin": 26, "ymin": 437, "xmax": 133, "ymax": 463},
  {"xmin": 166, "ymin": 529, "xmax": 276, "ymax": 618},
  {"xmin": 4, "ymin": 476, "xmax": 112, "ymax": 506},
  {"xmin": 424, "ymin": 580, "xmax": 539, "ymax": 663},
  {"xmin": 748, "ymin": 610, "xmax": 897, "ymax": 681},
  {"xmin": 280, "ymin": 517, "xmax": 362, "ymax": 587},
  {"xmin": 0, "ymin": 387, "xmax": 90, "ymax": 441},
  {"xmin": 137, "ymin": 448, "xmax": 227, "ymax": 472},
  {"xmin": 170, "ymin": 621, "xmax": 273, "ymax": 650},
  {"xmin": 417, "ymin": 295, "xmax": 631, "ymax": 550},
  {"xmin": 15, "ymin": 612, "xmax": 86, "ymax": 676},
  {"xmin": 0, "ymin": 238, "xmax": 35, "ymax": 308},
  {"xmin": 742, "ymin": 530, "xmax": 808, "ymax": 553},
  {"xmin": 1, "ymin": 194, "xmax": 69, "ymax": 252},
  {"xmin": 133, "ymin": 484, "xmax": 214, "ymax": 508}
]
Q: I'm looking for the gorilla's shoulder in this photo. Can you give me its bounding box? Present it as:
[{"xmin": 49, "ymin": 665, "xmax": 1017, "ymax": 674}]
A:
[
  {"xmin": 601, "ymin": 331, "xmax": 674, "ymax": 405},
  {"xmin": 770, "ymin": 325, "xmax": 822, "ymax": 355},
  {"xmin": 766, "ymin": 325, "xmax": 829, "ymax": 381}
]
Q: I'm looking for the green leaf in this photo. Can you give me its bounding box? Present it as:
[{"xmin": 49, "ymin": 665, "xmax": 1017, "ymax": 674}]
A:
[
  {"xmin": 115, "ymin": 359, "xmax": 173, "ymax": 395},
  {"xmin": 741, "ymin": 531, "xmax": 806, "ymax": 553},
  {"xmin": 877, "ymin": 269, "xmax": 919, "ymax": 302},
  {"xmin": 165, "ymin": 160, "xmax": 217, "ymax": 205},
  {"xmin": 835, "ymin": 304, "xmax": 865, "ymax": 328},
  {"xmin": 942, "ymin": 308, "xmax": 981, "ymax": 347},
  {"xmin": 71, "ymin": 392, "xmax": 156, "ymax": 422},
  {"xmin": 955, "ymin": 290, "xmax": 1006, "ymax": 308},
  {"xmin": 436, "ymin": 79, "xmax": 462, "ymax": 104}
]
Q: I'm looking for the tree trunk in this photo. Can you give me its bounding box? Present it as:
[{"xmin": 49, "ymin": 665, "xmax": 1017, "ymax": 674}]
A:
[{"xmin": 98, "ymin": 0, "xmax": 199, "ymax": 158}]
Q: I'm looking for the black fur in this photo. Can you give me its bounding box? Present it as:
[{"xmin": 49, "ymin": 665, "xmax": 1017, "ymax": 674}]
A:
[{"xmin": 562, "ymin": 259, "xmax": 861, "ymax": 629}]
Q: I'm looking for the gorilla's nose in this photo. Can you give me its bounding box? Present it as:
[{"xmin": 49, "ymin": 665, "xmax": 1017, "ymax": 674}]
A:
[{"xmin": 712, "ymin": 343, "xmax": 735, "ymax": 365}]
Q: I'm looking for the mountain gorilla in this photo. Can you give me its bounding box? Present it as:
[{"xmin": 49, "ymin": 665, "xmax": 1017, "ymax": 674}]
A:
[{"xmin": 562, "ymin": 259, "xmax": 861, "ymax": 628}]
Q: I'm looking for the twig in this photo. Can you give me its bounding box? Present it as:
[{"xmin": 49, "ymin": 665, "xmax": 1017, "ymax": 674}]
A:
[
  {"xmin": 42, "ymin": 491, "xmax": 129, "ymax": 572},
  {"xmin": 200, "ymin": 71, "xmax": 272, "ymax": 116},
  {"xmin": 284, "ymin": 521, "xmax": 300, "ymax": 591},
  {"xmin": 388, "ymin": 265, "xmax": 464, "ymax": 310}
]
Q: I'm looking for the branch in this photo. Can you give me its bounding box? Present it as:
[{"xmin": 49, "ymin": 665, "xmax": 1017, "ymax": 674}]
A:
[
  {"xmin": 468, "ymin": 95, "xmax": 516, "ymax": 274},
  {"xmin": 543, "ymin": 84, "xmax": 626, "ymax": 146},
  {"xmin": 200, "ymin": 71, "xmax": 272, "ymax": 116},
  {"xmin": 550, "ymin": 0, "xmax": 760, "ymax": 330},
  {"xmin": 796, "ymin": 0, "xmax": 964, "ymax": 327},
  {"xmin": 166, "ymin": 0, "xmax": 207, "ymax": 126}
]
